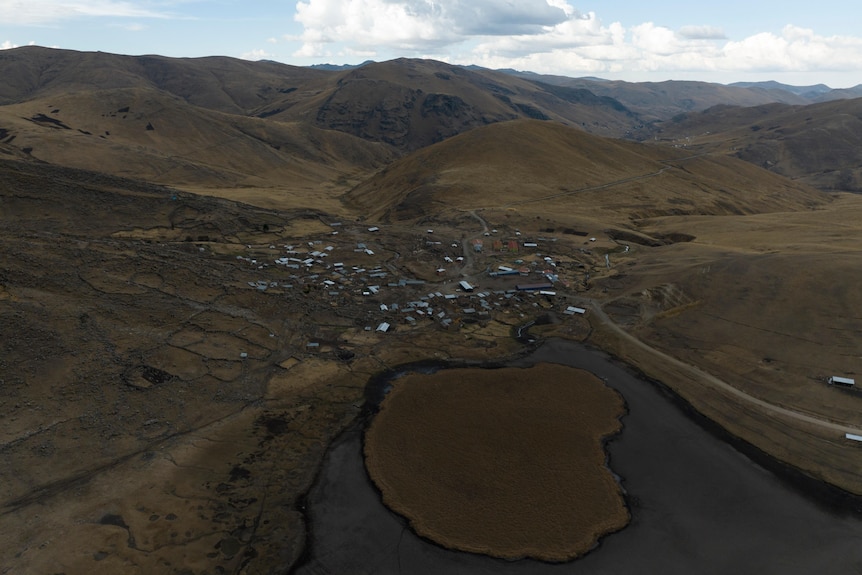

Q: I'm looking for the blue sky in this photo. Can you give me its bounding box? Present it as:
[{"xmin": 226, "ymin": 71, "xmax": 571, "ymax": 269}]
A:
[{"xmin": 1, "ymin": 1, "xmax": 861, "ymax": 87}]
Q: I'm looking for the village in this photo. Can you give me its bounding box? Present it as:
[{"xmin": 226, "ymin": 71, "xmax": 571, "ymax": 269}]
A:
[{"xmin": 223, "ymin": 219, "xmax": 608, "ymax": 358}]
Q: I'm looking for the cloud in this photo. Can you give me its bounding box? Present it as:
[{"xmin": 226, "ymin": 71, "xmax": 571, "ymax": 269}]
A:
[
  {"xmin": 241, "ymin": 48, "xmax": 274, "ymax": 61},
  {"xmin": 1, "ymin": 39, "xmax": 37, "ymax": 50},
  {"xmin": 720, "ymin": 26, "xmax": 862, "ymax": 73},
  {"xmin": 679, "ymin": 25, "xmax": 725, "ymax": 40},
  {"xmin": 289, "ymin": 1, "xmax": 862, "ymax": 82},
  {"xmin": 293, "ymin": 0, "xmax": 572, "ymax": 56},
  {"xmin": 471, "ymin": 11, "xmax": 619, "ymax": 57},
  {"xmin": 0, "ymin": 0, "xmax": 175, "ymax": 25}
]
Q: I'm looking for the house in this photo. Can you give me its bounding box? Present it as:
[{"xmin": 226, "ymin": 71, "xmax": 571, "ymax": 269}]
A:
[
  {"xmin": 516, "ymin": 282, "xmax": 553, "ymax": 291},
  {"xmin": 459, "ymin": 280, "xmax": 474, "ymax": 292}
]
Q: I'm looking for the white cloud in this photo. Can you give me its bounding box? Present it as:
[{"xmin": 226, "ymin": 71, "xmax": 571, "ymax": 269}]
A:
[
  {"xmin": 291, "ymin": 2, "xmax": 862, "ymax": 84},
  {"xmin": 111, "ymin": 21, "xmax": 147, "ymax": 31},
  {"xmin": 679, "ymin": 25, "xmax": 725, "ymax": 40},
  {"xmin": 1, "ymin": 39, "xmax": 36, "ymax": 49},
  {"xmin": 241, "ymin": 48, "xmax": 274, "ymax": 61},
  {"xmin": 293, "ymin": 0, "xmax": 572, "ymax": 57},
  {"xmin": 470, "ymin": 11, "xmax": 615, "ymax": 57},
  {"xmin": 0, "ymin": 0, "xmax": 174, "ymax": 25},
  {"xmin": 718, "ymin": 26, "xmax": 862, "ymax": 74}
]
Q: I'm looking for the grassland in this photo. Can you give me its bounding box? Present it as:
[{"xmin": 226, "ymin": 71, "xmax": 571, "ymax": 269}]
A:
[{"xmin": 2, "ymin": 49, "xmax": 862, "ymax": 573}]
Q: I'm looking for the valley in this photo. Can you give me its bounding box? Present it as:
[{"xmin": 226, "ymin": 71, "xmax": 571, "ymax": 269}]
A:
[{"xmin": 1, "ymin": 46, "xmax": 861, "ymax": 574}]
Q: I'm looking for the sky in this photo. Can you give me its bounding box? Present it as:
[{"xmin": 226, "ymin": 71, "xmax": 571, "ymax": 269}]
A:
[{"xmin": 1, "ymin": 0, "xmax": 861, "ymax": 88}]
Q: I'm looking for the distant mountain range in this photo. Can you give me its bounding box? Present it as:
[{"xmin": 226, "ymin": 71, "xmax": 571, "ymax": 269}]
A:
[
  {"xmin": 1, "ymin": 45, "xmax": 860, "ymax": 193},
  {"xmin": 299, "ymin": 59, "xmax": 862, "ymax": 112}
]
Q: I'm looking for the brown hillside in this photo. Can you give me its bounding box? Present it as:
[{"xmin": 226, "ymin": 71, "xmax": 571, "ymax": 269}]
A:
[
  {"xmin": 649, "ymin": 98, "xmax": 862, "ymax": 192},
  {"xmin": 0, "ymin": 45, "xmax": 332, "ymax": 115},
  {"xmin": 514, "ymin": 76, "xmax": 810, "ymax": 122},
  {"xmin": 1, "ymin": 49, "xmax": 642, "ymax": 155},
  {"xmin": 343, "ymin": 119, "xmax": 823, "ymax": 224},
  {"xmin": 0, "ymin": 88, "xmax": 395, "ymax": 198},
  {"xmin": 261, "ymin": 58, "xmax": 641, "ymax": 150}
]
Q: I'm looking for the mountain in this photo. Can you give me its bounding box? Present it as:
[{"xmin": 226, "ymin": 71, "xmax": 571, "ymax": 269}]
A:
[
  {"xmin": 729, "ymin": 80, "xmax": 833, "ymax": 98},
  {"xmin": 0, "ymin": 45, "xmax": 333, "ymax": 114},
  {"xmin": 0, "ymin": 87, "xmax": 396, "ymax": 194},
  {"xmin": 307, "ymin": 60, "xmax": 374, "ymax": 71},
  {"xmin": 2, "ymin": 46, "xmax": 851, "ymax": 200},
  {"xmin": 500, "ymin": 70, "xmax": 862, "ymax": 120},
  {"xmin": 344, "ymin": 118, "xmax": 823, "ymax": 223},
  {"xmin": 727, "ymin": 80, "xmax": 862, "ymax": 102},
  {"xmin": 0, "ymin": 47, "xmax": 645, "ymax": 184},
  {"xmin": 0, "ymin": 47, "xmax": 401, "ymax": 194},
  {"xmin": 4, "ymin": 46, "xmax": 862, "ymax": 575},
  {"xmin": 0, "ymin": 48, "xmax": 645, "ymax": 152},
  {"xmin": 252, "ymin": 57, "xmax": 642, "ymax": 150},
  {"xmin": 647, "ymin": 97, "xmax": 862, "ymax": 191}
]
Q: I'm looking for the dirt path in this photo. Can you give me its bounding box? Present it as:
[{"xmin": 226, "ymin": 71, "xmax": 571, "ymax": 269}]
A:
[{"xmin": 584, "ymin": 299, "xmax": 862, "ymax": 437}]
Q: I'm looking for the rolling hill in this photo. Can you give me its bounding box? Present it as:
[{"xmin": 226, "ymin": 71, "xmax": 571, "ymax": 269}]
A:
[
  {"xmin": 259, "ymin": 57, "xmax": 641, "ymax": 150},
  {"xmin": 647, "ymin": 97, "xmax": 862, "ymax": 192},
  {"xmin": 0, "ymin": 45, "xmax": 331, "ymax": 114},
  {"xmin": 504, "ymin": 70, "xmax": 862, "ymax": 121},
  {"xmin": 0, "ymin": 47, "xmax": 643, "ymax": 151},
  {"xmin": 344, "ymin": 118, "xmax": 824, "ymax": 224},
  {"xmin": 3, "ymin": 45, "xmax": 862, "ymax": 575},
  {"xmin": 4, "ymin": 46, "xmax": 858, "ymax": 196},
  {"xmin": 0, "ymin": 87, "xmax": 396, "ymax": 192}
]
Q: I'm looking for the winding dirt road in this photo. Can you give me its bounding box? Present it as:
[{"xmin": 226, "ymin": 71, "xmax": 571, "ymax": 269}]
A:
[{"xmin": 585, "ymin": 299, "xmax": 862, "ymax": 437}]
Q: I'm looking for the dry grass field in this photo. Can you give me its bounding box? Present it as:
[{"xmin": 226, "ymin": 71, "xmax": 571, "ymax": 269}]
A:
[
  {"xmin": 2, "ymin": 47, "xmax": 862, "ymax": 573},
  {"xmin": 0, "ymin": 158, "xmax": 533, "ymax": 573},
  {"xmin": 364, "ymin": 364, "xmax": 628, "ymax": 561}
]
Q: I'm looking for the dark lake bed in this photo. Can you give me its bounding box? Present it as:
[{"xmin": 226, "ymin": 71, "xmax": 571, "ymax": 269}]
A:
[{"xmin": 292, "ymin": 339, "xmax": 862, "ymax": 575}]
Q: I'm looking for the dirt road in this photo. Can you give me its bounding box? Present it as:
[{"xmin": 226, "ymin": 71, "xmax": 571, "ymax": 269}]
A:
[{"xmin": 584, "ymin": 299, "xmax": 862, "ymax": 437}]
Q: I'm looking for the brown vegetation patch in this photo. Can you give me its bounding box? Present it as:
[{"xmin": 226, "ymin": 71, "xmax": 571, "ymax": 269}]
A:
[{"xmin": 364, "ymin": 363, "xmax": 628, "ymax": 562}]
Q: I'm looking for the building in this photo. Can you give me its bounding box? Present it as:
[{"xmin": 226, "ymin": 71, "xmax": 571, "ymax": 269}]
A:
[
  {"xmin": 515, "ymin": 282, "xmax": 553, "ymax": 291},
  {"xmin": 459, "ymin": 280, "xmax": 474, "ymax": 292},
  {"xmin": 828, "ymin": 376, "xmax": 855, "ymax": 386}
]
